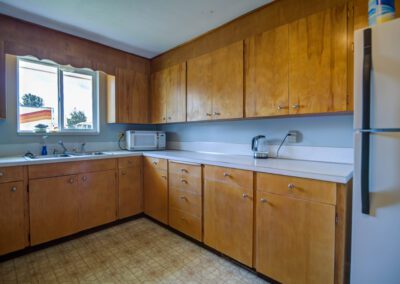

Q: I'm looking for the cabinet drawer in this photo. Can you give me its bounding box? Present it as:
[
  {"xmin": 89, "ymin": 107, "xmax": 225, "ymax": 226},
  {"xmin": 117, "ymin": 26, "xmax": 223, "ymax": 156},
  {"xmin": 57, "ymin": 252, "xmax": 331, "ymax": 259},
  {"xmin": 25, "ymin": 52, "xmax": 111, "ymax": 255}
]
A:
[
  {"xmin": 29, "ymin": 159, "xmax": 117, "ymax": 179},
  {"xmin": 169, "ymin": 208, "xmax": 202, "ymax": 241},
  {"xmin": 169, "ymin": 161, "xmax": 201, "ymax": 177},
  {"xmin": 257, "ymin": 173, "xmax": 336, "ymax": 205},
  {"xmin": 169, "ymin": 172, "xmax": 201, "ymax": 194},
  {"xmin": 144, "ymin": 157, "xmax": 167, "ymax": 170},
  {"xmin": 169, "ymin": 188, "xmax": 202, "ymax": 217},
  {"xmin": 0, "ymin": 166, "xmax": 24, "ymax": 183},
  {"xmin": 204, "ymin": 165, "xmax": 253, "ymax": 189},
  {"xmin": 118, "ymin": 156, "xmax": 142, "ymax": 169}
]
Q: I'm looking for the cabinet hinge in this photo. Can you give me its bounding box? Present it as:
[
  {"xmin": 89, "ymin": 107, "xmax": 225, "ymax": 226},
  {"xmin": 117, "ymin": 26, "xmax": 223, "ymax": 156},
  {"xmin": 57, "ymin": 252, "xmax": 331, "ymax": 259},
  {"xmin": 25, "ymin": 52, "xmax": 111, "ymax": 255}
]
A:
[{"xmin": 335, "ymin": 213, "xmax": 339, "ymax": 225}]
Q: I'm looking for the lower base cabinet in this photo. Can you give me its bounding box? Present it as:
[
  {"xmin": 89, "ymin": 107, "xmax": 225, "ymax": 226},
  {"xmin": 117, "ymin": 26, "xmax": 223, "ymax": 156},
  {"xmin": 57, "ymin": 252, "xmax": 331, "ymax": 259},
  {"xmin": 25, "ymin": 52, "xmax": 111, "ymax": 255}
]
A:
[
  {"xmin": 29, "ymin": 175, "xmax": 80, "ymax": 245},
  {"xmin": 203, "ymin": 165, "xmax": 254, "ymax": 266},
  {"xmin": 0, "ymin": 181, "xmax": 27, "ymax": 255}
]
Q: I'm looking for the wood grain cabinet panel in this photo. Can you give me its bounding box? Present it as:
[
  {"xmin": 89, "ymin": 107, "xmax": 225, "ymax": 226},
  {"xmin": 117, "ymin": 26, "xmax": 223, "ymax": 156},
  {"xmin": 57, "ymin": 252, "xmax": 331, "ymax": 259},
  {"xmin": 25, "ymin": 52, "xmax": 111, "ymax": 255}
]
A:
[
  {"xmin": 143, "ymin": 157, "xmax": 168, "ymax": 224},
  {"xmin": 289, "ymin": 4, "xmax": 348, "ymax": 114},
  {"xmin": 115, "ymin": 68, "xmax": 149, "ymax": 123},
  {"xmin": 0, "ymin": 182, "xmax": 26, "ymax": 255},
  {"xmin": 256, "ymin": 192, "xmax": 335, "ymax": 284},
  {"xmin": 29, "ymin": 175, "xmax": 80, "ymax": 245},
  {"xmin": 151, "ymin": 63, "xmax": 186, "ymax": 123},
  {"xmin": 187, "ymin": 41, "xmax": 243, "ymax": 121},
  {"xmin": 203, "ymin": 165, "xmax": 253, "ymax": 266},
  {"xmin": 245, "ymin": 24, "xmax": 289, "ymax": 117},
  {"xmin": 78, "ymin": 170, "xmax": 117, "ymax": 231},
  {"xmin": 0, "ymin": 166, "xmax": 24, "ymax": 183},
  {"xmin": 118, "ymin": 157, "xmax": 143, "ymax": 219}
]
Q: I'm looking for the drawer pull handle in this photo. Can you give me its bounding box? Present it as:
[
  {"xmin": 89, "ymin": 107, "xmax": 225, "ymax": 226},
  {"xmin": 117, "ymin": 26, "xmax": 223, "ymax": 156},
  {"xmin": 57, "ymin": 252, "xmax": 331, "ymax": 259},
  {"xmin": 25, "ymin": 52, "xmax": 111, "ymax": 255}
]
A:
[
  {"xmin": 128, "ymin": 160, "xmax": 133, "ymax": 164},
  {"xmin": 181, "ymin": 168, "xmax": 188, "ymax": 173},
  {"xmin": 260, "ymin": 198, "xmax": 268, "ymax": 203},
  {"xmin": 242, "ymin": 193, "xmax": 249, "ymax": 199},
  {"xmin": 288, "ymin": 183, "xmax": 295, "ymax": 190},
  {"xmin": 68, "ymin": 178, "xmax": 75, "ymax": 184},
  {"xmin": 180, "ymin": 195, "xmax": 187, "ymax": 200},
  {"xmin": 223, "ymin": 172, "xmax": 231, "ymax": 177},
  {"xmin": 153, "ymin": 161, "xmax": 158, "ymax": 165},
  {"xmin": 292, "ymin": 104, "xmax": 300, "ymax": 109},
  {"xmin": 11, "ymin": 187, "xmax": 17, "ymax": 192},
  {"xmin": 277, "ymin": 105, "xmax": 289, "ymax": 110},
  {"xmin": 161, "ymin": 175, "xmax": 167, "ymax": 180},
  {"xmin": 181, "ymin": 179, "xmax": 188, "ymax": 184},
  {"xmin": 121, "ymin": 171, "xmax": 127, "ymax": 176},
  {"xmin": 214, "ymin": 112, "xmax": 221, "ymax": 116},
  {"xmin": 206, "ymin": 113, "xmax": 212, "ymax": 116}
]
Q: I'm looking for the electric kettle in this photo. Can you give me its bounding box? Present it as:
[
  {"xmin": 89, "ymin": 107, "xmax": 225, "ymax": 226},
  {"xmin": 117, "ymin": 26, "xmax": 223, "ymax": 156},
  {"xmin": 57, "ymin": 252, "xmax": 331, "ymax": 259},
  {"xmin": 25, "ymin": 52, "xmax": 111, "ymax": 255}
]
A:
[{"xmin": 251, "ymin": 135, "xmax": 269, "ymax": 159}]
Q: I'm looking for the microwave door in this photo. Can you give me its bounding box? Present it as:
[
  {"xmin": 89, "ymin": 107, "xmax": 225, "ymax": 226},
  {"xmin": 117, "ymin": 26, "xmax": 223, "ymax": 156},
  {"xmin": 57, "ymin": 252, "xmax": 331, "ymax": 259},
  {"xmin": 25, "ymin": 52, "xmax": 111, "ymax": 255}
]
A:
[{"xmin": 133, "ymin": 133, "xmax": 157, "ymax": 150}]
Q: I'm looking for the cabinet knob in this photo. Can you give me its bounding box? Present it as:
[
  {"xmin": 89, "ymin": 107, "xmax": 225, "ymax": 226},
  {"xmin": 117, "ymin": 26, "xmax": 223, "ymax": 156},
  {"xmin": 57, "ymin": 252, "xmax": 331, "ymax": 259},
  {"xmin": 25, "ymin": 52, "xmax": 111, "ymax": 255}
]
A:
[
  {"xmin": 168, "ymin": 116, "xmax": 171, "ymax": 120},
  {"xmin": 277, "ymin": 105, "xmax": 289, "ymax": 110},
  {"xmin": 223, "ymin": 172, "xmax": 231, "ymax": 177},
  {"xmin": 121, "ymin": 171, "xmax": 127, "ymax": 176},
  {"xmin": 214, "ymin": 112, "xmax": 221, "ymax": 116},
  {"xmin": 242, "ymin": 193, "xmax": 248, "ymax": 199},
  {"xmin": 0, "ymin": 172, "xmax": 3, "ymax": 177},
  {"xmin": 180, "ymin": 195, "xmax": 187, "ymax": 200},
  {"xmin": 161, "ymin": 175, "xmax": 167, "ymax": 180},
  {"xmin": 288, "ymin": 183, "xmax": 295, "ymax": 190},
  {"xmin": 292, "ymin": 104, "xmax": 300, "ymax": 109},
  {"xmin": 11, "ymin": 186, "xmax": 17, "ymax": 192},
  {"xmin": 181, "ymin": 179, "xmax": 188, "ymax": 184},
  {"xmin": 82, "ymin": 176, "xmax": 87, "ymax": 182},
  {"xmin": 260, "ymin": 198, "xmax": 268, "ymax": 203},
  {"xmin": 162, "ymin": 117, "xmax": 166, "ymax": 121},
  {"xmin": 153, "ymin": 161, "xmax": 158, "ymax": 165},
  {"xmin": 206, "ymin": 113, "xmax": 212, "ymax": 116},
  {"xmin": 68, "ymin": 178, "xmax": 74, "ymax": 184},
  {"xmin": 181, "ymin": 168, "xmax": 188, "ymax": 173}
]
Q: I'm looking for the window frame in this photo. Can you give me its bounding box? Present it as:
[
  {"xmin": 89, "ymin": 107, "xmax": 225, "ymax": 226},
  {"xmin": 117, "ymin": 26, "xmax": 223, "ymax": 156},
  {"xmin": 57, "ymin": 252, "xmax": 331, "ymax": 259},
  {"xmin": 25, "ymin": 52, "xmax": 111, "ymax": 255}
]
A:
[{"xmin": 16, "ymin": 56, "xmax": 100, "ymax": 135}]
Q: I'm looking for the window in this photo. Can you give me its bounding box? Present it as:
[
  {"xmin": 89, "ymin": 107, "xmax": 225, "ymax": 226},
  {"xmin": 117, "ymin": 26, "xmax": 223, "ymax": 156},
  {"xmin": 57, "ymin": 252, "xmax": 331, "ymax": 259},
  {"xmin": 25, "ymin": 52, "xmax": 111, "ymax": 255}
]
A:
[{"xmin": 17, "ymin": 57, "xmax": 99, "ymax": 134}]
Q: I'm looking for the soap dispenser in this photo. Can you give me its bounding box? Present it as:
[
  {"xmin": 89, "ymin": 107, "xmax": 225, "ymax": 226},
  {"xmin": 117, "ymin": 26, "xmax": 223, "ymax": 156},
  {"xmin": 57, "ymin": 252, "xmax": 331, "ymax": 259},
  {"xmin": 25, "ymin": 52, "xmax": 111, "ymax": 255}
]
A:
[{"xmin": 41, "ymin": 135, "xmax": 48, "ymax": 156}]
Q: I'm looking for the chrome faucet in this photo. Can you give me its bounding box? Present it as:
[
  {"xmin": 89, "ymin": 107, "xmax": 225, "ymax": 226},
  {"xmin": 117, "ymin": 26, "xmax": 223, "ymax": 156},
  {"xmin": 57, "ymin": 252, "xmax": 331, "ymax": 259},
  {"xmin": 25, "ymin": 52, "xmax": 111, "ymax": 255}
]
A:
[
  {"xmin": 58, "ymin": 140, "xmax": 68, "ymax": 154},
  {"xmin": 80, "ymin": 142, "xmax": 86, "ymax": 153}
]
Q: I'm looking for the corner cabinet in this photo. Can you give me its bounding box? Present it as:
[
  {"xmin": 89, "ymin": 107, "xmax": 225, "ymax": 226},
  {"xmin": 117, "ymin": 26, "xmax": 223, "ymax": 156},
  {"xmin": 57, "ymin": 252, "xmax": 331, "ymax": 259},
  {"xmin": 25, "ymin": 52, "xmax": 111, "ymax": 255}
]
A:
[
  {"xmin": 187, "ymin": 41, "xmax": 244, "ymax": 121},
  {"xmin": 150, "ymin": 63, "xmax": 186, "ymax": 124},
  {"xmin": 289, "ymin": 4, "xmax": 348, "ymax": 114},
  {"xmin": 107, "ymin": 68, "xmax": 149, "ymax": 124}
]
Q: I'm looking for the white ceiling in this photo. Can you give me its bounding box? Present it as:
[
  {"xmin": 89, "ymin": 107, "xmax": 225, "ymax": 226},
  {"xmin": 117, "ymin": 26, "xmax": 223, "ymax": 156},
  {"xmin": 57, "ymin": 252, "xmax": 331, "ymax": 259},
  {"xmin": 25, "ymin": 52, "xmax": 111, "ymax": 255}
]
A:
[{"xmin": 0, "ymin": 0, "xmax": 272, "ymax": 58}]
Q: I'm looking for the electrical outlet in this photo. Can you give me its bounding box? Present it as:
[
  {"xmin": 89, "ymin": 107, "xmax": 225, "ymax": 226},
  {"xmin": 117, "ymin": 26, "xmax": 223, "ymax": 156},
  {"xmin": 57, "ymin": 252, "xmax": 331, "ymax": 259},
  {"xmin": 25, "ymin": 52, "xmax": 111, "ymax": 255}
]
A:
[{"xmin": 288, "ymin": 130, "xmax": 300, "ymax": 143}]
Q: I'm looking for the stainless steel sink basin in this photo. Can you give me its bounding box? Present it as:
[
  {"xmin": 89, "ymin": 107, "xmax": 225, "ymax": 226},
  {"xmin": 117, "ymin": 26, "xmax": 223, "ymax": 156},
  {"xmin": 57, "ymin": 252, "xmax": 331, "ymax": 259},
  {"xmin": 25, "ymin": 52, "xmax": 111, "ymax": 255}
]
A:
[
  {"xmin": 69, "ymin": 152, "xmax": 106, "ymax": 156},
  {"xmin": 24, "ymin": 154, "xmax": 72, "ymax": 160}
]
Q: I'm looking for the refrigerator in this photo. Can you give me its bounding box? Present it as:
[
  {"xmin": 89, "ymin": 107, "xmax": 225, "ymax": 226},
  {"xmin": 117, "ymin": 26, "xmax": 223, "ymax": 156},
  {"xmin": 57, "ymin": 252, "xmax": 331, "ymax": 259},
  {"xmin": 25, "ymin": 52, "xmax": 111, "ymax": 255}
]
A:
[{"xmin": 352, "ymin": 18, "xmax": 400, "ymax": 284}]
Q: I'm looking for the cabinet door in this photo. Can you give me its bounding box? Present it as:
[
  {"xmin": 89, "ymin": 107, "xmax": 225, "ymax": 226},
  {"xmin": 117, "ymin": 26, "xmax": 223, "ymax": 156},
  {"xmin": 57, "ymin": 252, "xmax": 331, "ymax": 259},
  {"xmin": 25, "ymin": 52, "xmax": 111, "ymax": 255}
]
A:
[
  {"xmin": 245, "ymin": 25, "xmax": 289, "ymax": 117},
  {"xmin": 256, "ymin": 192, "xmax": 335, "ymax": 284},
  {"xmin": 187, "ymin": 52, "xmax": 213, "ymax": 121},
  {"xmin": 143, "ymin": 158, "xmax": 168, "ymax": 224},
  {"xmin": 289, "ymin": 4, "xmax": 347, "ymax": 114},
  {"xmin": 115, "ymin": 68, "xmax": 149, "ymax": 123},
  {"xmin": 150, "ymin": 69, "xmax": 167, "ymax": 123},
  {"xmin": 203, "ymin": 166, "xmax": 253, "ymax": 266},
  {"xmin": 166, "ymin": 63, "xmax": 186, "ymax": 123},
  {"xmin": 119, "ymin": 166, "xmax": 143, "ymax": 219},
  {"xmin": 211, "ymin": 41, "xmax": 244, "ymax": 120},
  {"xmin": 0, "ymin": 182, "xmax": 26, "ymax": 255},
  {"xmin": 78, "ymin": 170, "xmax": 116, "ymax": 231},
  {"xmin": 29, "ymin": 175, "xmax": 79, "ymax": 245}
]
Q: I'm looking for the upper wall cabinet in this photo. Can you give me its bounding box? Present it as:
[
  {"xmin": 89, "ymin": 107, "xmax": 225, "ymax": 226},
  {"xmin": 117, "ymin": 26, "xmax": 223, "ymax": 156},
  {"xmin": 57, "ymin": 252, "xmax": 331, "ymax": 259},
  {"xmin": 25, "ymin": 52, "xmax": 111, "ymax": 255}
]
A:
[
  {"xmin": 108, "ymin": 68, "xmax": 149, "ymax": 124},
  {"xmin": 150, "ymin": 63, "xmax": 186, "ymax": 124},
  {"xmin": 187, "ymin": 41, "xmax": 244, "ymax": 122},
  {"xmin": 245, "ymin": 24, "xmax": 289, "ymax": 117},
  {"xmin": 289, "ymin": 4, "xmax": 348, "ymax": 115}
]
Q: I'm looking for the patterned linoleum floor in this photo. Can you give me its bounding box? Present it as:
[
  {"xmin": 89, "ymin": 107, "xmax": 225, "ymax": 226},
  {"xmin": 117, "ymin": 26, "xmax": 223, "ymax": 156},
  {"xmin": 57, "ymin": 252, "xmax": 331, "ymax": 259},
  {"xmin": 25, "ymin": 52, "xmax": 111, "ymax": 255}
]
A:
[{"xmin": 0, "ymin": 218, "xmax": 268, "ymax": 283}]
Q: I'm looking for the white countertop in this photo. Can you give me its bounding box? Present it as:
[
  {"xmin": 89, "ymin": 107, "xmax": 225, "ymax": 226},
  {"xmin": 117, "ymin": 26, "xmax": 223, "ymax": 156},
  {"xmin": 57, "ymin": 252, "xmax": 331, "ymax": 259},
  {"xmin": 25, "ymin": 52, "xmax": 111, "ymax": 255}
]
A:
[{"xmin": 0, "ymin": 150, "xmax": 353, "ymax": 184}]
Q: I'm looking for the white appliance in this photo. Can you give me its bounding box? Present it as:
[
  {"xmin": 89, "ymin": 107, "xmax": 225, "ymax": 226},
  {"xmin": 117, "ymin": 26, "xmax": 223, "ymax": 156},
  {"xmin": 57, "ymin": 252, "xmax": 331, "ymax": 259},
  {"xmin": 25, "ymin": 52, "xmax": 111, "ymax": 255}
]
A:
[
  {"xmin": 125, "ymin": 130, "xmax": 166, "ymax": 151},
  {"xmin": 353, "ymin": 19, "xmax": 400, "ymax": 284}
]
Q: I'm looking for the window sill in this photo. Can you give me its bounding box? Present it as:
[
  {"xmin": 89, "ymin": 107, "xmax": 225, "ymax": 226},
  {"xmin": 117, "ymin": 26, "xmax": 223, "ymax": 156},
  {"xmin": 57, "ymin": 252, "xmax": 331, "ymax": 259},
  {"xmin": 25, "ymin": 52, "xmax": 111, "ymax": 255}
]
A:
[{"xmin": 17, "ymin": 131, "xmax": 100, "ymax": 136}]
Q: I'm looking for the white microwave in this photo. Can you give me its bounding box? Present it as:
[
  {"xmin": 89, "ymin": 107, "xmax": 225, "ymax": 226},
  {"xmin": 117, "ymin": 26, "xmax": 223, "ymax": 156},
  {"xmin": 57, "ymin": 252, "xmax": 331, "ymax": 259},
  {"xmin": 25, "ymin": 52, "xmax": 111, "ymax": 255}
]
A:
[{"xmin": 125, "ymin": 131, "xmax": 166, "ymax": 151}]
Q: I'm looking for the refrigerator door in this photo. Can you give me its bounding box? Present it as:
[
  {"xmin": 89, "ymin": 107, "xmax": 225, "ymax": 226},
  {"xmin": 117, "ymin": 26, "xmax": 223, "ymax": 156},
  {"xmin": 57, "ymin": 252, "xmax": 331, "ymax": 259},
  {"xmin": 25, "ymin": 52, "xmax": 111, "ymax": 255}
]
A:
[
  {"xmin": 354, "ymin": 19, "xmax": 400, "ymax": 129},
  {"xmin": 352, "ymin": 19, "xmax": 400, "ymax": 284}
]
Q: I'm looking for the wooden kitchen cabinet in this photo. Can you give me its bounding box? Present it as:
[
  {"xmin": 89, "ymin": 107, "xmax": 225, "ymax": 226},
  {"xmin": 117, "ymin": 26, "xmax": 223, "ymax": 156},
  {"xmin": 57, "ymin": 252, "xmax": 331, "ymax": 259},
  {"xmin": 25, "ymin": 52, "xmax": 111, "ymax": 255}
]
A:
[
  {"xmin": 151, "ymin": 63, "xmax": 186, "ymax": 123},
  {"xmin": 245, "ymin": 24, "xmax": 289, "ymax": 117},
  {"xmin": 118, "ymin": 157, "xmax": 143, "ymax": 219},
  {"xmin": 143, "ymin": 157, "xmax": 168, "ymax": 224},
  {"xmin": 168, "ymin": 161, "xmax": 202, "ymax": 241},
  {"xmin": 110, "ymin": 68, "xmax": 149, "ymax": 123},
  {"xmin": 203, "ymin": 165, "xmax": 253, "ymax": 266},
  {"xmin": 289, "ymin": 4, "xmax": 348, "ymax": 114},
  {"xmin": 187, "ymin": 41, "xmax": 243, "ymax": 121},
  {"xmin": 78, "ymin": 170, "xmax": 117, "ymax": 231},
  {"xmin": 0, "ymin": 181, "xmax": 27, "ymax": 255},
  {"xmin": 29, "ymin": 175, "xmax": 80, "ymax": 245},
  {"xmin": 255, "ymin": 173, "xmax": 339, "ymax": 284}
]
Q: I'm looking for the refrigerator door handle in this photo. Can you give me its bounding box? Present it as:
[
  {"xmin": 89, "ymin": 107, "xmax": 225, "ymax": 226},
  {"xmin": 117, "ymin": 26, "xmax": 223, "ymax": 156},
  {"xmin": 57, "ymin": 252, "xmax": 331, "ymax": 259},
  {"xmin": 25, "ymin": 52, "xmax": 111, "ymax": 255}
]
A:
[{"xmin": 361, "ymin": 28, "xmax": 372, "ymax": 214}]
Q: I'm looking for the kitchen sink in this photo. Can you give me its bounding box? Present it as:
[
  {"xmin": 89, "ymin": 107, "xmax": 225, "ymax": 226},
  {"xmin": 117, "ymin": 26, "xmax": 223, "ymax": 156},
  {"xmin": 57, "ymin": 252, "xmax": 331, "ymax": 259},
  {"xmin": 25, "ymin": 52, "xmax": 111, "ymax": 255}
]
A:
[
  {"xmin": 69, "ymin": 152, "xmax": 107, "ymax": 156},
  {"xmin": 24, "ymin": 153, "xmax": 72, "ymax": 160}
]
